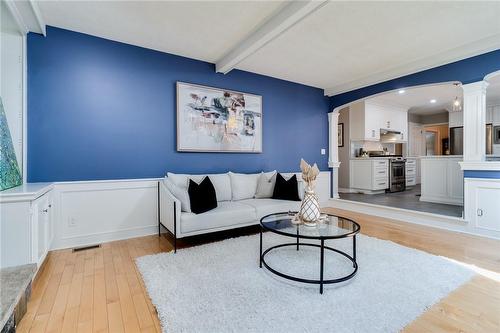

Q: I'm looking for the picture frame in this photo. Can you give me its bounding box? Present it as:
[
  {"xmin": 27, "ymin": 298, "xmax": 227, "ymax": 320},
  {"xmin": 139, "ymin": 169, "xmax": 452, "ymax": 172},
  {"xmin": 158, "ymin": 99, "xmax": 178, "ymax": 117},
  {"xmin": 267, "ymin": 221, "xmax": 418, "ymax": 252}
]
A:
[
  {"xmin": 176, "ymin": 82, "xmax": 263, "ymax": 153},
  {"xmin": 338, "ymin": 123, "xmax": 344, "ymax": 147}
]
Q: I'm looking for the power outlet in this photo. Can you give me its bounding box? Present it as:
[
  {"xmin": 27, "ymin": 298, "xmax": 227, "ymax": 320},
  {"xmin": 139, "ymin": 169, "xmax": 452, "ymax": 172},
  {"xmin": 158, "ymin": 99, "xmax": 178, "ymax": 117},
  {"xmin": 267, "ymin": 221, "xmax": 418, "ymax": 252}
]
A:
[
  {"xmin": 68, "ymin": 217, "xmax": 77, "ymax": 228},
  {"xmin": 321, "ymin": 148, "xmax": 326, "ymax": 155}
]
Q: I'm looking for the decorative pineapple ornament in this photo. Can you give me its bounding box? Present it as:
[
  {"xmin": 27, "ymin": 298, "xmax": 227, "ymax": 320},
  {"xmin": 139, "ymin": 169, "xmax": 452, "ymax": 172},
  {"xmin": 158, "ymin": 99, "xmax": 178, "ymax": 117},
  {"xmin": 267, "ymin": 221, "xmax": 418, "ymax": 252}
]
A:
[{"xmin": 298, "ymin": 159, "xmax": 321, "ymax": 226}]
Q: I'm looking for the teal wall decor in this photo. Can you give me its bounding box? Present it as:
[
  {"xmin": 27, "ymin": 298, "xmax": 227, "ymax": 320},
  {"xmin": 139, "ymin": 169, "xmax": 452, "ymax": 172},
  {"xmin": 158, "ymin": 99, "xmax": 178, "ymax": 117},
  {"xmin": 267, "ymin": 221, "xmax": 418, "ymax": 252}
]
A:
[{"xmin": 0, "ymin": 97, "xmax": 22, "ymax": 191}]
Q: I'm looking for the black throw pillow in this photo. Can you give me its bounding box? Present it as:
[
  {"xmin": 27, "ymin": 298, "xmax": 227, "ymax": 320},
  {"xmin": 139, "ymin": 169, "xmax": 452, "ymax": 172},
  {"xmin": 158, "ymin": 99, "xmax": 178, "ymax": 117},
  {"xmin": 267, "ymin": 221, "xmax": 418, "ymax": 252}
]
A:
[
  {"xmin": 272, "ymin": 173, "xmax": 300, "ymax": 201},
  {"xmin": 188, "ymin": 177, "xmax": 218, "ymax": 214}
]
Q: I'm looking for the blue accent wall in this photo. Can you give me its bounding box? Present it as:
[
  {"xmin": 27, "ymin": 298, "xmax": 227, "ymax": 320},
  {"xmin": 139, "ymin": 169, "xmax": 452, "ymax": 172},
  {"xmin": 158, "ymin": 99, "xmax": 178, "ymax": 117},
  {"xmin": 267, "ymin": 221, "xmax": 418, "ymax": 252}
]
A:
[
  {"xmin": 28, "ymin": 27, "xmax": 330, "ymax": 182},
  {"xmin": 464, "ymin": 170, "xmax": 500, "ymax": 179},
  {"xmin": 329, "ymin": 49, "xmax": 500, "ymax": 110}
]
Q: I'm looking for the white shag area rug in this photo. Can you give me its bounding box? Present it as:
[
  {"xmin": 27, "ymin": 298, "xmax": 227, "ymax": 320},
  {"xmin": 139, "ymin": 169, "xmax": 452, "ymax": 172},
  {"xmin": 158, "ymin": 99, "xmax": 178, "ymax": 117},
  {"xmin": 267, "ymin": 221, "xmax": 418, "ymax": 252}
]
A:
[{"xmin": 136, "ymin": 233, "xmax": 475, "ymax": 333}]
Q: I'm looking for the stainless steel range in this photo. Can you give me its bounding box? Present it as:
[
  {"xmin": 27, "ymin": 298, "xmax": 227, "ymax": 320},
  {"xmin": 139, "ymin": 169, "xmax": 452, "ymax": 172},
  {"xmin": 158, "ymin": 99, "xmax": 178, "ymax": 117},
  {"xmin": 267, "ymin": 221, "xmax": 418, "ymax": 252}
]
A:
[{"xmin": 388, "ymin": 157, "xmax": 406, "ymax": 193}]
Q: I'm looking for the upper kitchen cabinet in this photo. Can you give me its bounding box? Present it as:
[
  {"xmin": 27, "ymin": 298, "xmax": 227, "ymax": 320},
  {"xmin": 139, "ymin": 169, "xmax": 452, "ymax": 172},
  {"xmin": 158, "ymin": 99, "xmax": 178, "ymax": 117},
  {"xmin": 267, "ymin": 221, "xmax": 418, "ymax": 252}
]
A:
[{"xmin": 349, "ymin": 100, "xmax": 408, "ymax": 141}]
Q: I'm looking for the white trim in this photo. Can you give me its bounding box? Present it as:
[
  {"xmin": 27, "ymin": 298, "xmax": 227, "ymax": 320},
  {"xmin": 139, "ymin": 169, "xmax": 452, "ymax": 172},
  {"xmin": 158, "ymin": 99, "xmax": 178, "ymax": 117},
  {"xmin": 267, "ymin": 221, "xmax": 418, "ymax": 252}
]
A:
[
  {"xmin": 216, "ymin": 1, "xmax": 327, "ymax": 74},
  {"xmin": 51, "ymin": 225, "xmax": 157, "ymax": 251},
  {"xmin": 328, "ymin": 162, "xmax": 341, "ymax": 168},
  {"xmin": 328, "ymin": 198, "xmax": 497, "ymax": 240},
  {"xmin": 22, "ymin": 34, "xmax": 28, "ymax": 183},
  {"xmin": 460, "ymin": 161, "xmax": 500, "ymax": 171},
  {"xmin": 324, "ymin": 33, "xmax": 500, "ymax": 96},
  {"xmin": 3, "ymin": 1, "xmax": 29, "ymax": 35}
]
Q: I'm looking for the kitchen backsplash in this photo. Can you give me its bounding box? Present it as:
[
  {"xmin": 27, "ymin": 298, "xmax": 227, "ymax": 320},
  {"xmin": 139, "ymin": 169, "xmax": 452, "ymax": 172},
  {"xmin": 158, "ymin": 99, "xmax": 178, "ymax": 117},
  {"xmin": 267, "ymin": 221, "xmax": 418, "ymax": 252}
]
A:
[{"xmin": 351, "ymin": 141, "xmax": 396, "ymax": 157}]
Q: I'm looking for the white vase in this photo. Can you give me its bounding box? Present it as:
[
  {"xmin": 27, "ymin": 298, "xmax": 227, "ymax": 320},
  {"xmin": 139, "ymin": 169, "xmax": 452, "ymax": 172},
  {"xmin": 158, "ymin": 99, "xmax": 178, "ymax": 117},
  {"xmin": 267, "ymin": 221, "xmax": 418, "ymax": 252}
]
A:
[{"xmin": 299, "ymin": 189, "xmax": 321, "ymax": 226}]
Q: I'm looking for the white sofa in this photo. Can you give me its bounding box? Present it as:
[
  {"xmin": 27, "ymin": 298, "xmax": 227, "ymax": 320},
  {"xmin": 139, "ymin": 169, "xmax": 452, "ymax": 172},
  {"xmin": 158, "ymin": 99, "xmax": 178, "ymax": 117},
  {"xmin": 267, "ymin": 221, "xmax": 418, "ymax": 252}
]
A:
[{"xmin": 158, "ymin": 172, "xmax": 308, "ymax": 252}]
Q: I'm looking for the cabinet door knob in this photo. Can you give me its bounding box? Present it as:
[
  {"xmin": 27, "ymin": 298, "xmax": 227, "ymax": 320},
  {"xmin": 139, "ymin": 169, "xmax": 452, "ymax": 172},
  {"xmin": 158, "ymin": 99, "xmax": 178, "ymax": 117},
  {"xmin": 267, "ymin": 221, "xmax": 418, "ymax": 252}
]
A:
[
  {"xmin": 477, "ymin": 209, "xmax": 483, "ymax": 217},
  {"xmin": 43, "ymin": 209, "xmax": 49, "ymax": 213}
]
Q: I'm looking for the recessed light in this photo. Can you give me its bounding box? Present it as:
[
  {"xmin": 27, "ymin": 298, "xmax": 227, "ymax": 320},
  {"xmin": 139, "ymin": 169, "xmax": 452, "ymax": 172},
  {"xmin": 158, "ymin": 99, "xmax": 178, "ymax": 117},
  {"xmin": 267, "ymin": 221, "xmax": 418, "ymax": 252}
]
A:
[
  {"xmin": 398, "ymin": 89, "xmax": 405, "ymax": 94},
  {"xmin": 430, "ymin": 99, "xmax": 437, "ymax": 104}
]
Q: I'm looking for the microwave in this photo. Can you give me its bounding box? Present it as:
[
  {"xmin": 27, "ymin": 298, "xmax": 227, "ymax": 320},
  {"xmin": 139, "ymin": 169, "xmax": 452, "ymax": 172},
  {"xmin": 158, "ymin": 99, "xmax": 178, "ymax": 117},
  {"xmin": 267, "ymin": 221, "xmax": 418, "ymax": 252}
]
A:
[{"xmin": 495, "ymin": 126, "xmax": 500, "ymax": 144}]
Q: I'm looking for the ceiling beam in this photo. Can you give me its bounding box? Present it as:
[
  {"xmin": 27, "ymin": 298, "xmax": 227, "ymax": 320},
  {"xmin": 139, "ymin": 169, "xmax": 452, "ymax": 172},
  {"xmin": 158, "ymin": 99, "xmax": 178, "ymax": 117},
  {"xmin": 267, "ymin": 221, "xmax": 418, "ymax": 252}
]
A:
[
  {"xmin": 215, "ymin": 0, "xmax": 327, "ymax": 74},
  {"xmin": 4, "ymin": 0, "xmax": 46, "ymax": 36}
]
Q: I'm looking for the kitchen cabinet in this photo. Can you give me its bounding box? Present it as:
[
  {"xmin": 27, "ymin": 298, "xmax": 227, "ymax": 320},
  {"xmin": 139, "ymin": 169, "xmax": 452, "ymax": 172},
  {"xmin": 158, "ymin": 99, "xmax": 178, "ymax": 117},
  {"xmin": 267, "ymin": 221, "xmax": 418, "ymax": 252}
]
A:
[
  {"xmin": 449, "ymin": 110, "xmax": 463, "ymax": 128},
  {"xmin": 350, "ymin": 159, "xmax": 389, "ymax": 192},
  {"xmin": 349, "ymin": 101, "xmax": 407, "ymax": 141},
  {"xmin": 405, "ymin": 158, "xmax": 417, "ymax": 186},
  {"xmin": 420, "ymin": 157, "xmax": 463, "ymax": 205},
  {"xmin": 0, "ymin": 184, "xmax": 54, "ymax": 269},
  {"xmin": 489, "ymin": 105, "xmax": 500, "ymax": 125}
]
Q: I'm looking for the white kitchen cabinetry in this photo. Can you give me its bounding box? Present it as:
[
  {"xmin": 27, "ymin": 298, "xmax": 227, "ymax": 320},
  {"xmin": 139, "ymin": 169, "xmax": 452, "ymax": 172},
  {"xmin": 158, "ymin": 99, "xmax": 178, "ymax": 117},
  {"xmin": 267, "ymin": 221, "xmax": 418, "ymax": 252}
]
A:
[
  {"xmin": 488, "ymin": 105, "xmax": 500, "ymax": 125},
  {"xmin": 0, "ymin": 184, "xmax": 54, "ymax": 269},
  {"xmin": 349, "ymin": 101, "xmax": 407, "ymax": 141},
  {"xmin": 449, "ymin": 111, "xmax": 463, "ymax": 127},
  {"xmin": 350, "ymin": 159, "xmax": 388, "ymax": 192},
  {"xmin": 465, "ymin": 178, "xmax": 500, "ymax": 236},
  {"xmin": 405, "ymin": 158, "xmax": 417, "ymax": 186},
  {"xmin": 420, "ymin": 157, "xmax": 463, "ymax": 205}
]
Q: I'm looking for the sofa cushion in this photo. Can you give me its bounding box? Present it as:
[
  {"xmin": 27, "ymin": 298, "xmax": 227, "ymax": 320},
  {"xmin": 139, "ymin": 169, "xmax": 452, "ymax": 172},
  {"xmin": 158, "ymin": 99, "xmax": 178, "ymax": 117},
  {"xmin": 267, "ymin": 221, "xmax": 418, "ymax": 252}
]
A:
[
  {"xmin": 229, "ymin": 172, "xmax": 259, "ymax": 200},
  {"xmin": 167, "ymin": 172, "xmax": 232, "ymax": 202},
  {"xmin": 239, "ymin": 199, "xmax": 301, "ymax": 220},
  {"xmin": 188, "ymin": 177, "xmax": 217, "ymax": 214},
  {"xmin": 163, "ymin": 177, "xmax": 191, "ymax": 212},
  {"xmin": 180, "ymin": 201, "xmax": 257, "ymax": 234}
]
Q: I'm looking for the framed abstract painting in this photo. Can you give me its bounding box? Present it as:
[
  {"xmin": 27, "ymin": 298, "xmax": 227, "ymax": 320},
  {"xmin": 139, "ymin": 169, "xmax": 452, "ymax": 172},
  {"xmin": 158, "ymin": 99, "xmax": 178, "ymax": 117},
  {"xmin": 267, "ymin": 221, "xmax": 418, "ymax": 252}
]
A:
[{"xmin": 176, "ymin": 82, "xmax": 262, "ymax": 153}]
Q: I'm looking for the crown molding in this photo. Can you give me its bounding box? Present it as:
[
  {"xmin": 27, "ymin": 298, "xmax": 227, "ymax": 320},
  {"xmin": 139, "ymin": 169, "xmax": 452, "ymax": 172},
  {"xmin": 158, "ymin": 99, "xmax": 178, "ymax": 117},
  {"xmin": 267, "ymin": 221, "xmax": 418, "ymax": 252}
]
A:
[{"xmin": 325, "ymin": 33, "xmax": 500, "ymax": 97}]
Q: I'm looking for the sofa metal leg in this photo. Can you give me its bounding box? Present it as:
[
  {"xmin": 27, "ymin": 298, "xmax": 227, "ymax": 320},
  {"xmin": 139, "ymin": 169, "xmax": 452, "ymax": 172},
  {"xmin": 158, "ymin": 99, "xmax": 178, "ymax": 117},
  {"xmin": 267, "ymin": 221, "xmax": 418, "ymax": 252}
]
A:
[
  {"xmin": 157, "ymin": 181, "xmax": 161, "ymax": 237},
  {"xmin": 173, "ymin": 201, "xmax": 177, "ymax": 253}
]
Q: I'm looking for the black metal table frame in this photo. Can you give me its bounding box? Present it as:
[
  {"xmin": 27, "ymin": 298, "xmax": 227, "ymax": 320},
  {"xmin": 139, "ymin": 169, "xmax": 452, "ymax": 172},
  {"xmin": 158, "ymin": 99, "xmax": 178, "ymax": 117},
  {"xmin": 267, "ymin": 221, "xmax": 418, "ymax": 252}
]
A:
[{"xmin": 259, "ymin": 215, "xmax": 360, "ymax": 294}]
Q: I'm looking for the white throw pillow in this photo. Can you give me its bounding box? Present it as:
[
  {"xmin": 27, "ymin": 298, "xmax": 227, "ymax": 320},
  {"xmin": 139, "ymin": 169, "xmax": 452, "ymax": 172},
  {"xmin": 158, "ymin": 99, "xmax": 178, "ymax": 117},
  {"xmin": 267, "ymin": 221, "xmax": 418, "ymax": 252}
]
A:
[
  {"xmin": 206, "ymin": 173, "xmax": 232, "ymax": 201},
  {"xmin": 163, "ymin": 177, "xmax": 191, "ymax": 212},
  {"xmin": 255, "ymin": 171, "xmax": 277, "ymax": 199},
  {"xmin": 229, "ymin": 172, "xmax": 259, "ymax": 201},
  {"xmin": 166, "ymin": 172, "xmax": 232, "ymax": 202}
]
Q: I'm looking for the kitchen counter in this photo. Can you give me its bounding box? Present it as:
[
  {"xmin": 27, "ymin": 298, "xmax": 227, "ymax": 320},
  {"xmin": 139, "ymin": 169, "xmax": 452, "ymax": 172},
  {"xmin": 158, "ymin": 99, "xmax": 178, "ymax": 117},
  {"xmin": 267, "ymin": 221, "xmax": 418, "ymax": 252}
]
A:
[
  {"xmin": 420, "ymin": 157, "xmax": 463, "ymax": 205},
  {"xmin": 419, "ymin": 155, "xmax": 463, "ymax": 159}
]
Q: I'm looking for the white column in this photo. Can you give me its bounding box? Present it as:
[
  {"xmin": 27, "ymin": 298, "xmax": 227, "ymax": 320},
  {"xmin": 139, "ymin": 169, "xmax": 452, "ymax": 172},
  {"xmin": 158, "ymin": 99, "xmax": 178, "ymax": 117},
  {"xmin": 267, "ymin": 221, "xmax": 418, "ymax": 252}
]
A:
[
  {"xmin": 462, "ymin": 81, "xmax": 489, "ymax": 162},
  {"xmin": 328, "ymin": 111, "xmax": 341, "ymax": 199}
]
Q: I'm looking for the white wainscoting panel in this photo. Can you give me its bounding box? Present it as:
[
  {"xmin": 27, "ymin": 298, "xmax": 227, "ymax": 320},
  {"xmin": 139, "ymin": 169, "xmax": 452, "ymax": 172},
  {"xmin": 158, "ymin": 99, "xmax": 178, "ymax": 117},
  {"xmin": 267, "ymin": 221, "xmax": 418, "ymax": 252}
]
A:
[
  {"xmin": 52, "ymin": 179, "xmax": 159, "ymax": 250},
  {"xmin": 464, "ymin": 178, "xmax": 500, "ymax": 238}
]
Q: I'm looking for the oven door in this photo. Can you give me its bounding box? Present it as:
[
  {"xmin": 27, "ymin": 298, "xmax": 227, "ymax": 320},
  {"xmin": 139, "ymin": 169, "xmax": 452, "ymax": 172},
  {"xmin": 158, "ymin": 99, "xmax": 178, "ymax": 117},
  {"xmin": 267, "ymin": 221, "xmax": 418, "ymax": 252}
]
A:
[{"xmin": 389, "ymin": 161, "xmax": 406, "ymax": 192}]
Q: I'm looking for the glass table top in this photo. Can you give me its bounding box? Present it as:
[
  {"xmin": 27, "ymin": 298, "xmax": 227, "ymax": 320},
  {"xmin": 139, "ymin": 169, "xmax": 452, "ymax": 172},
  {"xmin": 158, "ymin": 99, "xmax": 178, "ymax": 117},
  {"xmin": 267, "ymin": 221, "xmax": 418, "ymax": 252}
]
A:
[{"xmin": 260, "ymin": 212, "xmax": 360, "ymax": 239}]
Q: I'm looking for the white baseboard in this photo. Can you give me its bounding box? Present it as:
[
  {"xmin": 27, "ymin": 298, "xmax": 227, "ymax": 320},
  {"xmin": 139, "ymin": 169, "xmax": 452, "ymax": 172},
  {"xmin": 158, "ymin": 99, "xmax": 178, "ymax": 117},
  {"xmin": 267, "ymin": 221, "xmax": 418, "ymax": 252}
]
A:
[{"xmin": 52, "ymin": 225, "xmax": 158, "ymax": 251}]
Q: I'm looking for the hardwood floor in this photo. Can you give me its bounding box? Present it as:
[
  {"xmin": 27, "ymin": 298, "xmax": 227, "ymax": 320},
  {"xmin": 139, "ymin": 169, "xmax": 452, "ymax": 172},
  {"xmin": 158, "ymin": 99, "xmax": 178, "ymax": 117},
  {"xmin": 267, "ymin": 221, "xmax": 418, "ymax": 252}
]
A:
[{"xmin": 17, "ymin": 208, "xmax": 500, "ymax": 333}]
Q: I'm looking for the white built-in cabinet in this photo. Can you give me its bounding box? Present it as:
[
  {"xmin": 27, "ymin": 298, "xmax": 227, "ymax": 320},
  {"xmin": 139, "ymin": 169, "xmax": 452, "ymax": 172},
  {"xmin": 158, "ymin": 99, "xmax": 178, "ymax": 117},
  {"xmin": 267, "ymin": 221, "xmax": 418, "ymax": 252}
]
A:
[
  {"xmin": 349, "ymin": 100, "xmax": 408, "ymax": 141},
  {"xmin": 406, "ymin": 158, "xmax": 417, "ymax": 186},
  {"xmin": 31, "ymin": 192, "xmax": 54, "ymax": 266},
  {"xmin": 350, "ymin": 159, "xmax": 389, "ymax": 191},
  {"xmin": 465, "ymin": 178, "xmax": 500, "ymax": 238},
  {"xmin": 0, "ymin": 187, "xmax": 53, "ymax": 269}
]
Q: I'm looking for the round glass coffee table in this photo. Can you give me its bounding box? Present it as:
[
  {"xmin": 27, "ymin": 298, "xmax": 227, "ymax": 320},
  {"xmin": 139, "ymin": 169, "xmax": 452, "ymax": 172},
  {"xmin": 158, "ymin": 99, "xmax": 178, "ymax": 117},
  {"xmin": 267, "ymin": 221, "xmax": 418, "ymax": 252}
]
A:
[{"xmin": 259, "ymin": 212, "xmax": 360, "ymax": 294}]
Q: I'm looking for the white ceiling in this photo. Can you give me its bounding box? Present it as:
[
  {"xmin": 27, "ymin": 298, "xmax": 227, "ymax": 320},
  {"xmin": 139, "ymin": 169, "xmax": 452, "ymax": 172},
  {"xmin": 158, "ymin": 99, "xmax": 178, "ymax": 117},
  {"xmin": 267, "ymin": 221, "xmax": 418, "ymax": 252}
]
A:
[
  {"xmin": 35, "ymin": 1, "xmax": 500, "ymax": 96},
  {"xmin": 368, "ymin": 83, "xmax": 462, "ymax": 115}
]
